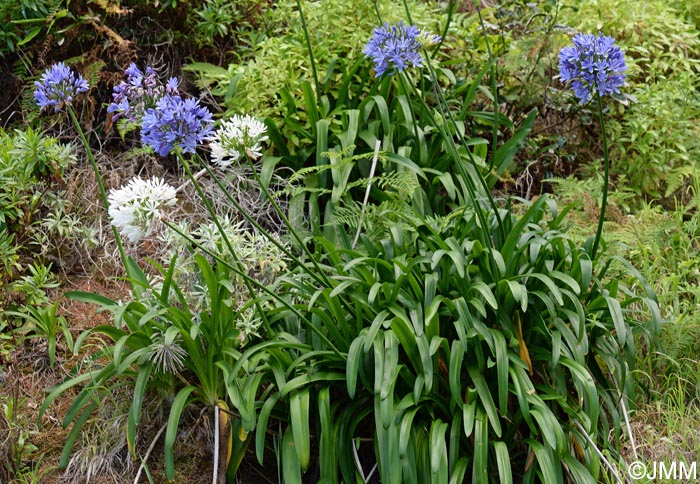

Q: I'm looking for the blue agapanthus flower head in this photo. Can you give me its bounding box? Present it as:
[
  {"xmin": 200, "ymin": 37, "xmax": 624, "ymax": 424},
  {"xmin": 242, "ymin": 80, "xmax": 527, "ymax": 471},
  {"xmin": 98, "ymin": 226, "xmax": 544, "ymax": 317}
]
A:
[
  {"xmin": 108, "ymin": 63, "xmax": 179, "ymax": 124},
  {"xmin": 141, "ymin": 94, "xmax": 213, "ymax": 156},
  {"xmin": 363, "ymin": 21, "xmax": 430, "ymax": 77},
  {"xmin": 34, "ymin": 62, "xmax": 89, "ymax": 112},
  {"xmin": 559, "ymin": 33, "xmax": 627, "ymax": 104}
]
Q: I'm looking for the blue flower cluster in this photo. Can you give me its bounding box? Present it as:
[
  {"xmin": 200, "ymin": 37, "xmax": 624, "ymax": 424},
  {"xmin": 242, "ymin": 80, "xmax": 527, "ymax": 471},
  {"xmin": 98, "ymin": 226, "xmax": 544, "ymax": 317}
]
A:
[
  {"xmin": 108, "ymin": 63, "xmax": 179, "ymax": 123},
  {"xmin": 141, "ymin": 94, "xmax": 213, "ymax": 156},
  {"xmin": 34, "ymin": 62, "xmax": 89, "ymax": 112},
  {"xmin": 559, "ymin": 33, "xmax": 627, "ymax": 104},
  {"xmin": 363, "ymin": 22, "xmax": 424, "ymax": 77}
]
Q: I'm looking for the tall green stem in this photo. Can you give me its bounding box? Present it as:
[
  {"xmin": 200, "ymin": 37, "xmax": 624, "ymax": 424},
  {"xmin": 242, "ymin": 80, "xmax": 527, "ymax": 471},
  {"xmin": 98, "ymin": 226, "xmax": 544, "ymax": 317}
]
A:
[
  {"xmin": 67, "ymin": 106, "xmax": 130, "ymax": 277},
  {"xmin": 397, "ymin": 72, "xmax": 424, "ymax": 166},
  {"xmin": 177, "ymin": 153, "xmax": 273, "ymax": 337},
  {"xmin": 432, "ymin": 0, "xmax": 454, "ymax": 61},
  {"xmin": 295, "ymin": 0, "xmax": 321, "ymax": 99},
  {"xmin": 475, "ymin": 5, "xmax": 500, "ymax": 171},
  {"xmin": 419, "ymin": 59, "xmax": 507, "ymax": 245},
  {"xmin": 591, "ymin": 93, "xmax": 609, "ymax": 260}
]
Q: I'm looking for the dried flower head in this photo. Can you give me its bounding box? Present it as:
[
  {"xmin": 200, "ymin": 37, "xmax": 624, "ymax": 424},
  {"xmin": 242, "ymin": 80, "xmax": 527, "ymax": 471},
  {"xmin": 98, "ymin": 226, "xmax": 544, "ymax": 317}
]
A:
[
  {"xmin": 107, "ymin": 63, "xmax": 179, "ymax": 124},
  {"xmin": 559, "ymin": 33, "xmax": 627, "ymax": 104},
  {"xmin": 108, "ymin": 176, "xmax": 177, "ymax": 243},
  {"xmin": 141, "ymin": 94, "xmax": 214, "ymax": 156},
  {"xmin": 364, "ymin": 22, "xmax": 434, "ymax": 77},
  {"xmin": 34, "ymin": 62, "xmax": 89, "ymax": 112},
  {"xmin": 207, "ymin": 114, "xmax": 268, "ymax": 168},
  {"xmin": 149, "ymin": 330, "xmax": 187, "ymax": 374}
]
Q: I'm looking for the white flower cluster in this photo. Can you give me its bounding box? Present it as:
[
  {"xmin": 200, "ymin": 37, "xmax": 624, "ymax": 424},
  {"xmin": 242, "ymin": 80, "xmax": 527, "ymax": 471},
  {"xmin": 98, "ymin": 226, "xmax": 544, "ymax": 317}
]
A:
[
  {"xmin": 108, "ymin": 176, "xmax": 177, "ymax": 243},
  {"xmin": 208, "ymin": 114, "xmax": 268, "ymax": 168},
  {"xmin": 417, "ymin": 28, "xmax": 441, "ymax": 48}
]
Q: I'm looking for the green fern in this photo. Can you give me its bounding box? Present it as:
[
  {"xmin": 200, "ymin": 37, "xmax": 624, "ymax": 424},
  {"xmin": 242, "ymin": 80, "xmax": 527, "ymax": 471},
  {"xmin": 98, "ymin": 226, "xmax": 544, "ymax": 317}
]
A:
[
  {"xmin": 332, "ymin": 199, "xmax": 410, "ymax": 240},
  {"xmin": 377, "ymin": 171, "xmax": 420, "ymax": 197},
  {"xmin": 665, "ymin": 165, "xmax": 696, "ymax": 199}
]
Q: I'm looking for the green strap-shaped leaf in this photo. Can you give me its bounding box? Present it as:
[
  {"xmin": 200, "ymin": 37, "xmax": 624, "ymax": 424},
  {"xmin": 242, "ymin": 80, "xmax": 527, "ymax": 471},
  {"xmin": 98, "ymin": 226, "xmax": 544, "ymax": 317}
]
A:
[
  {"xmin": 255, "ymin": 392, "xmax": 279, "ymax": 464},
  {"xmin": 128, "ymin": 361, "xmax": 153, "ymax": 459},
  {"xmin": 282, "ymin": 425, "xmax": 302, "ymax": 484},
  {"xmin": 449, "ymin": 340, "xmax": 465, "ymax": 405},
  {"xmin": 164, "ymin": 385, "xmax": 197, "ymax": 480},
  {"xmin": 467, "ymin": 366, "xmax": 502, "ymax": 437},
  {"xmin": 604, "ymin": 295, "xmax": 627, "ymax": 347},
  {"xmin": 290, "ymin": 389, "xmax": 311, "ymax": 471},
  {"xmin": 493, "ymin": 441, "xmax": 513, "ymax": 484},
  {"xmin": 65, "ymin": 290, "xmax": 116, "ymax": 307},
  {"xmin": 492, "ymin": 330, "xmax": 509, "ymax": 415},
  {"xmin": 490, "ymin": 109, "xmax": 537, "ymax": 184},
  {"xmin": 318, "ymin": 386, "xmax": 338, "ymax": 483},
  {"xmin": 472, "ymin": 406, "xmax": 489, "ymax": 484},
  {"xmin": 399, "ymin": 407, "xmax": 419, "ymax": 457},
  {"xmin": 561, "ymin": 453, "xmax": 596, "ymax": 483},
  {"xmin": 59, "ymin": 401, "xmax": 99, "ymax": 469},
  {"xmin": 430, "ymin": 420, "xmax": 448, "ymax": 484},
  {"xmin": 347, "ymin": 336, "xmax": 364, "ymax": 398},
  {"xmin": 527, "ymin": 439, "xmax": 563, "ymax": 484},
  {"xmin": 448, "ymin": 457, "xmax": 469, "ymax": 484}
]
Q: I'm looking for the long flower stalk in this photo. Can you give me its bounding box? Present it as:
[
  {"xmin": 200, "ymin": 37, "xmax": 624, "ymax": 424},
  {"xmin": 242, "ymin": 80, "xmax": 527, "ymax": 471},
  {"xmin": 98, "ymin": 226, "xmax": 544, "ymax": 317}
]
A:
[
  {"xmin": 67, "ymin": 106, "xmax": 130, "ymax": 275},
  {"xmin": 558, "ymin": 32, "xmax": 627, "ymax": 259},
  {"xmin": 591, "ymin": 93, "xmax": 610, "ymax": 260},
  {"xmin": 474, "ymin": 4, "xmax": 501, "ymax": 171},
  {"xmin": 177, "ymin": 152, "xmax": 274, "ymax": 337},
  {"xmin": 364, "ymin": 19, "xmax": 507, "ymax": 249}
]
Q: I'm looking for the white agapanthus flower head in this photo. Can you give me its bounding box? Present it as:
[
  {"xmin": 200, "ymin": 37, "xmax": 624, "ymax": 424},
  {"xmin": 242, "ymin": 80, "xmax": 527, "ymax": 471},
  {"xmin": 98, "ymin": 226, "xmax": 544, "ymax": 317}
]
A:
[
  {"xmin": 208, "ymin": 114, "xmax": 268, "ymax": 168},
  {"xmin": 417, "ymin": 28, "xmax": 442, "ymax": 48},
  {"xmin": 108, "ymin": 176, "xmax": 177, "ymax": 243}
]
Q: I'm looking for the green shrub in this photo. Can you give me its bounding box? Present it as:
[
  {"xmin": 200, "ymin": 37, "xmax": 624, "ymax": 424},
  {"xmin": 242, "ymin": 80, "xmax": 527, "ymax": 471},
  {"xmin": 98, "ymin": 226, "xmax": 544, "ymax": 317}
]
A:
[
  {"xmin": 190, "ymin": 0, "xmax": 269, "ymax": 52},
  {"xmin": 503, "ymin": 0, "xmax": 700, "ymax": 199},
  {"xmin": 0, "ymin": 128, "xmax": 82, "ymax": 286},
  {"xmin": 606, "ymin": 72, "xmax": 700, "ymax": 197},
  {"xmin": 0, "ymin": 0, "xmax": 70, "ymax": 55}
]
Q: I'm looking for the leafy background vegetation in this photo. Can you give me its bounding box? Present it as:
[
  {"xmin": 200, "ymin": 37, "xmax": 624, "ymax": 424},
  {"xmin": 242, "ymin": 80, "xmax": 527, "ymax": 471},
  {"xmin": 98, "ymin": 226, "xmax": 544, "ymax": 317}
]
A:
[{"xmin": 0, "ymin": 0, "xmax": 698, "ymax": 483}]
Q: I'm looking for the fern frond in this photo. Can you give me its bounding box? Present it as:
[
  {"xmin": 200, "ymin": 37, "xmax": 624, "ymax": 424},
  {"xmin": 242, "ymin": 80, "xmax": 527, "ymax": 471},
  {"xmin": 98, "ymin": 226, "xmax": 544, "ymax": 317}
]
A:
[
  {"xmin": 665, "ymin": 165, "xmax": 695, "ymax": 198},
  {"xmin": 378, "ymin": 171, "xmax": 419, "ymax": 196},
  {"xmin": 287, "ymin": 163, "xmax": 335, "ymax": 184},
  {"xmin": 85, "ymin": 60, "xmax": 106, "ymax": 90}
]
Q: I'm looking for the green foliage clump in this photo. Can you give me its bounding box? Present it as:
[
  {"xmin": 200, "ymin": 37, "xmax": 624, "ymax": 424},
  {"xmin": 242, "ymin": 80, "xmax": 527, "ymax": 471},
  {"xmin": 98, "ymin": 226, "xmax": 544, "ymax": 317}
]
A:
[
  {"xmin": 190, "ymin": 0, "xmax": 270, "ymax": 53},
  {"xmin": 232, "ymin": 194, "xmax": 659, "ymax": 483},
  {"xmin": 0, "ymin": 128, "xmax": 77, "ymax": 283},
  {"xmin": 158, "ymin": 215, "xmax": 288, "ymax": 337},
  {"xmin": 0, "ymin": 0, "xmax": 69, "ymax": 55},
  {"xmin": 42, "ymin": 253, "xmax": 275, "ymax": 479},
  {"xmin": 606, "ymin": 72, "xmax": 700, "ymax": 197}
]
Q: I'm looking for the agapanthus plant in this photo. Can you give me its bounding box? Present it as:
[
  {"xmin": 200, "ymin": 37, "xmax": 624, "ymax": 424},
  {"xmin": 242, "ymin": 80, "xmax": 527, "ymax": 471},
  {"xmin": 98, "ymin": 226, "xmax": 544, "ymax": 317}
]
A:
[
  {"xmin": 34, "ymin": 62, "xmax": 89, "ymax": 112},
  {"xmin": 559, "ymin": 32, "xmax": 627, "ymax": 104},
  {"xmin": 108, "ymin": 63, "xmax": 179, "ymax": 125},
  {"xmin": 363, "ymin": 22, "xmax": 439, "ymax": 77},
  {"xmin": 35, "ymin": 61, "xmax": 133, "ymax": 271},
  {"xmin": 141, "ymin": 94, "xmax": 214, "ymax": 156},
  {"xmin": 560, "ymin": 32, "xmax": 627, "ymax": 259},
  {"xmin": 207, "ymin": 114, "xmax": 268, "ymax": 168},
  {"xmin": 108, "ymin": 176, "xmax": 177, "ymax": 243}
]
